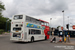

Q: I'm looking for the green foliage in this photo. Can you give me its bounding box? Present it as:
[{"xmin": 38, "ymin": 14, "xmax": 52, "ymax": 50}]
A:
[
  {"xmin": 0, "ymin": 29, "xmax": 4, "ymax": 34},
  {"xmin": 0, "ymin": 1, "xmax": 5, "ymax": 17},
  {"xmin": 0, "ymin": 1, "xmax": 5, "ymax": 12},
  {"xmin": 0, "ymin": 17, "xmax": 11, "ymax": 32},
  {"xmin": 57, "ymin": 26, "xmax": 61, "ymax": 29},
  {"xmin": 0, "ymin": 1, "xmax": 11, "ymax": 32}
]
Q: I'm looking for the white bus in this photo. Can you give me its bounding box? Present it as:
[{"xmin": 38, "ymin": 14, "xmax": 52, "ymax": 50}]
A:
[{"xmin": 10, "ymin": 14, "xmax": 50, "ymax": 42}]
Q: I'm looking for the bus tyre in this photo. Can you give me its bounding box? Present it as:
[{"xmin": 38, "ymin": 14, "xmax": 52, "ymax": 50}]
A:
[
  {"xmin": 45, "ymin": 36, "xmax": 47, "ymax": 40},
  {"xmin": 31, "ymin": 37, "xmax": 34, "ymax": 42}
]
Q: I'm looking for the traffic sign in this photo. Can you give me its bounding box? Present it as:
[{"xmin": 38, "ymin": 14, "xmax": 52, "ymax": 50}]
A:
[
  {"xmin": 72, "ymin": 25, "xmax": 75, "ymax": 29},
  {"xmin": 59, "ymin": 27, "xmax": 63, "ymax": 31},
  {"xmin": 61, "ymin": 27, "xmax": 63, "ymax": 30}
]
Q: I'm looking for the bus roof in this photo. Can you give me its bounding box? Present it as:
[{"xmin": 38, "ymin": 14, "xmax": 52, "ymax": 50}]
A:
[{"xmin": 39, "ymin": 19, "xmax": 49, "ymax": 23}]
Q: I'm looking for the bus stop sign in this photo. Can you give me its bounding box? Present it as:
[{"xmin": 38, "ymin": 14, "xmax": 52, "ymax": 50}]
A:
[
  {"xmin": 61, "ymin": 27, "xmax": 63, "ymax": 30},
  {"xmin": 72, "ymin": 25, "xmax": 75, "ymax": 29}
]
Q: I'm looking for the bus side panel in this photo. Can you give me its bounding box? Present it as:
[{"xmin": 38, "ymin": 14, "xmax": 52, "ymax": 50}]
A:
[
  {"xmin": 23, "ymin": 28, "xmax": 28, "ymax": 41},
  {"xmin": 44, "ymin": 26, "xmax": 50, "ymax": 39},
  {"xmin": 27, "ymin": 29, "xmax": 45, "ymax": 41}
]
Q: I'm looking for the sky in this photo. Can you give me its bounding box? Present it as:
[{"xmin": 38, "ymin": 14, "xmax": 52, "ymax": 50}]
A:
[{"xmin": 0, "ymin": 0, "xmax": 75, "ymax": 30}]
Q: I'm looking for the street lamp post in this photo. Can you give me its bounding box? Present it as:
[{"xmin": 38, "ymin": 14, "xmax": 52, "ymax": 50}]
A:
[
  {"xmin": 9, "ymin": 22, "xmax": 11, "ymax": 32},
  {"xmin": 68, "ymin": 16, "xmax": 69, "ymax": 30},
  {"xmin": 68, "ymin": 16, "xmax": 69, "ymax": 24},
  {"xmin": 6, "ymin": 19, "xmax": 7, "ymax": 32},
  {"xmin": 62, "ymin": 10, "xmax": 64, "ymax": 41},
  {"xmin": 5, "ymin": 19, "xmax": 9, "ymax": 32},
  {"xmin": 50, "ymin": 18, "xmax": 52, "ymax": 38},
  {"xmin": 67, "ymin": 16, "xmax": 70, "ymax": 42}
]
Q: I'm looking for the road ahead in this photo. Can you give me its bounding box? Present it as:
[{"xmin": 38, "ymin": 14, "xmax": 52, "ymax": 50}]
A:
[{"xmin": 0, "ymin": 35, "xmax": 75, "ymax": 50}]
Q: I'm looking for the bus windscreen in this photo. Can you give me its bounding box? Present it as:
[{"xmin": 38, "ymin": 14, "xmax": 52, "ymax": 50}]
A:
[{"xmin": 13, "ymin": 28, "xmax": 21, "ymax": 31}]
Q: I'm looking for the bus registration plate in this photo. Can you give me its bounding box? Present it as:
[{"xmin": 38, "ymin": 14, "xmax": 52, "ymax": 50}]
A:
[{"xmin": 16, "ymin": 31, "xmax": 18, "ymax": 32}]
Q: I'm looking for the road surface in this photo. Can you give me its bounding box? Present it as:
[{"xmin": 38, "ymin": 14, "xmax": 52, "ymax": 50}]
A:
[{"xmin": 0, "ymin": 35, "xmax": 75, "ymax": 50}]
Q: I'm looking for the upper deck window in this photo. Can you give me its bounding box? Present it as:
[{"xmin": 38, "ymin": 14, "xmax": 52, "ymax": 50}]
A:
[
  {"xmin": 47, "ymin": 23, "xmax": 49, "ymax": 26},
  {"xmin": 41, "ymin": 22, "xmax": 49, "ymax": 26},
  {"xmin": 35, "ymin": 20, "xmax": 41, "ymax": 25},
  {"xmin": 44, "ymin": 23, "xmax": 47, "ymax": 25},
  {"xmin": 26, "ymin": 16, "xmax": 31, "ymax": 22},
  {"xmin": 14, "ymin": 15, "xmax": 23, "ymax": 20},
  {"xmin": 41, "ymin": 22, "xmax": 44, "ymax": 25},
  {"xmin": 26, "ymin": 16, "xmax": 41, "ymax": 25}
]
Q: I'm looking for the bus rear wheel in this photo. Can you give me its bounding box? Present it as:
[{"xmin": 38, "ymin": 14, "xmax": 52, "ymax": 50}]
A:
[
  {"xmin": 31, "ymin": 37, "xmax": 34, "ymax": 42},
  {"xmin": 45, "ymin": 36, "xmax": 47, "ymax": 40}
]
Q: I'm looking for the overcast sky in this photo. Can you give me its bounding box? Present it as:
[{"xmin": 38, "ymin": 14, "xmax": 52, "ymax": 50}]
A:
[{"xmin": 1, "ymin": 0, "xmax": 75, "ymax": 29}]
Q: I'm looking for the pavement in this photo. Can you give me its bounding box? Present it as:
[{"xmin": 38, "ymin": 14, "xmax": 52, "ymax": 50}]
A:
[
  {"xmin": 51, "ymin": 36, "xmax": 75, "ymax": 45},
  {"xmin": 0, "ymin": 33, "xmax": 10, "ymax": 36}
]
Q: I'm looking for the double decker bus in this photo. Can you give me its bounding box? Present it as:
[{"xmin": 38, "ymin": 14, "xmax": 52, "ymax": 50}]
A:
[{"xmin": 10, "ymin": 14, "xmax": 50, "ymax": 42}]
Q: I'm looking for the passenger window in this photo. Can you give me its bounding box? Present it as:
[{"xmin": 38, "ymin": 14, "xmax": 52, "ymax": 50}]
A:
[
  {"xmin": 38, "ymin": 21, "xmax": 41, "ymax": 24},
  {"xmin": 47, "ymin": 23, "xmax": 49, "ymax": 26},
  {"xmin": 36, "ymin": 30, "xmax": 41, "ymax": 34},
  {"xmin": 33, "ymin": 19, "xmax": 36, "ymax": 23},
  {"xmin": 41, "ymin": 22, "xmax": 44, "ymax": 25},
  {"xmin": 43, "ymin": 22, "xmax": 45, "ymax": 25},
  {"xmin": 34, "ymin": 20, "xmax": 37, "ymax": 24},
  {"xmin": 36, "ymin": 21, "xmax": 40, "ymax": 24},
  {"xmin": 31, "ymin": 18, "xmax": 33, "ymax": 23},
  {"xmin": 29, "ymin": 29, "xmax": 41, "ymax": 34},
  {"xmin": 44, "ymin": 23, "xmax": 47, "ymax": 26},
  {"xmin": 26, "ymin": 16, "xmax": 31, "ymax": 22},
  {"xmin": 29, "ymin": 29, "xmax": 31, "ymax": 34},
  {"xmin": 31, "ymin": 29, "xmax": 36, "ymax": 34}
]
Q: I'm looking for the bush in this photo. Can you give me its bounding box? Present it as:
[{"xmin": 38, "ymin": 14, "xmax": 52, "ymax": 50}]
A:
[{"xmin": 0, "ymin": 29, "xmax": 4, "ymax": 34}]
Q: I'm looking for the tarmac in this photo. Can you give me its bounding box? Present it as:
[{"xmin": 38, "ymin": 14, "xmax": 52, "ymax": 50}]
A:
[{"xmin": 0, "ymin": 34, "xmax": 75, "ymax": 45}]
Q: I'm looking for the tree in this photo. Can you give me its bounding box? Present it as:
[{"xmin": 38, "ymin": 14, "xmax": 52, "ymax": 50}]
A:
[
  {"xmin": 57, "ymin": 26, "xmax": 61, "ymax": 29},
  {"xmin": 0, "ymin": 1, "xmax": 11, "ymax": 32},
  {"xmin": 0, "ymin": 1, "xmax": 5, "ymax": 12},
  {"xmin": 0, "ymin": 16, "xmax": 11, "ymax": 31},
  {"xmin": 0, "ymin": 1, "xmax": 5, "ymax": 17}
]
